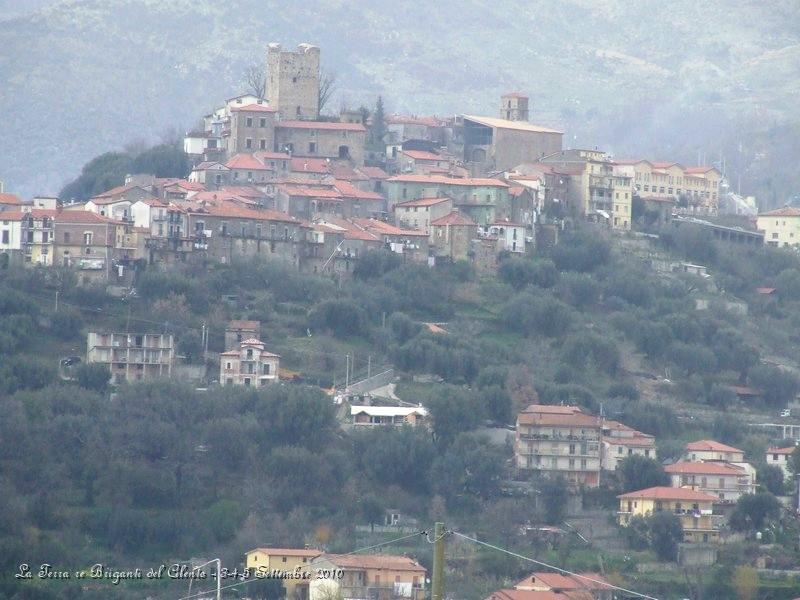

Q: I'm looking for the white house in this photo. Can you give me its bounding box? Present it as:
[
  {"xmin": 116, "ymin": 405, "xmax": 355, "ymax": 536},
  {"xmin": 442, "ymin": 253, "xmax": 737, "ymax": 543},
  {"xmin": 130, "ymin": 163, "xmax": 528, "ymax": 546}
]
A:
[
  {"xmin": 0, "ymin": 211, "xmax": 23, "ymax": 259},
  {"xmin": 766, "ymin": 446, "xmax": 795, "ymax": 481},
  {"xmin": 219, "ymin": 338, "xmax": 280, "ymax": 387},
  {"xmin": 485, "ymin": 220, "xmax": 526, "ymax": 253}
]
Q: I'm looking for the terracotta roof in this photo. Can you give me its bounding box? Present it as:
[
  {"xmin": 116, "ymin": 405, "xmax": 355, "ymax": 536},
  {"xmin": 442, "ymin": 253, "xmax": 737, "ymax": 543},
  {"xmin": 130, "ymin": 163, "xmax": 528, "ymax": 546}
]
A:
[
  {"xmin": 509, "ymin": 186, "xmax": 525, "ymax": 197},
  {"xmin": 278, "ymin": 185, "xmax": 342, "ymax": 199},
  {"xmin": 395, "ymin": 197, "xmax": 451, "ymax": 208},
  {"xmin": 333, "ymin": 181, "xmax": 384, "ymax": 201},
  {"xmin": 402, "ymin": 150, "xmax": 445, "ymax": 161},
  {"xmin": 313, "ymin": 218, "xmax": 380, "ymax": 242},
  {"xmin": 387, "ymin": 174, "xmax": 509, "ymax": 187},
  {"xmin": 165, "ymin": 180, "xmax": 204, "ymax": 192},
  {"xmin": 515, "ymin": 572, "xmax": 612, "ymax": 592},
  {"xmin": 0, "ymin": 193, "xmax": 22, "ymax": 205},
  {"xmin": 0, "ymin": 210, "xmax": 25, "ymax": 220},
  {"xmin": 359, "ymin": 166, "xmax": 389, "ymax": 179},
  {"xmin": 135, "ymin": 197, "xmax": 168, "ymax": 207},
  {"xmin": 230, "ymin": 103, "xmax": 276, "ymax": 113},
  {"xmin": 220, "ymin": 186, "xmax": 267, "ymax": 199},
  {"xmin": 685, "ymin": 440, "xmax": 743, "ymax": 454},
  {"xmin": 246, "ymin": 548, "xmax": 321, "ymax": 558},
  {"xmin": 463, "ymin": 115, "xmax": 563, "ymax": 134},
  {"xmin": 55, "ymin": 210, "xmax": 118, "ymax": 224},
  {"xmin": 641, "ymin": 195, "xmax": 677, "ymax": 204},
  {"xmin": 187, "ymin": 201, "xmax": 299, "ymax": 224},
  {"xmin": 522, "ymin": 405, "xmax": 584, "ymax": 415},
  {"xmin": 430, "ymin": 211, "xmax": 477, "ymax": 226},
  {"xmin": 352, "ymin": 217, "xmax": 428, "ymax": 237},
  {"xmin": 226, "ymin": 154, "xmax": 270, "ymax": 170},
  {"xmin": 684, "ymin": 166, "xmax": 717, "ymax": 174},
  {"xmin": 319, "ymin": 554, "xmax": 425, "ymax": 572},
  {"xmin": 491, "ymin": 219, "xmax": 526, "ymax": 227},
  {"xmin": 330, "ymin": 164, "xmax": 368, "ymax": 181},
  {"xmin": 291, "ymin": 157, "xmax": 330, "ymax": 173},
  {"xmin": 665, "ymin": 461, "xmax": 744, "ymax": 476},
  {"xmin": 617, "ymin": 486, "xmax": 719, "ymax": 502},
  {"xmin": 650, "ymin": 161, "xmax": 683, "ymax": 170},
  {"xmin": 92, "ymin": 183, "xmax": 146, "ymax": 199},
  {"xmin": 759, "ymin": 206, "xmax": 800, "ymax": 217},
  {"xmin": 518, "ymin": 410, "xmax": 601, "ymax": 428},
  {"xmin": 767, "ymin": 447, "xmax": 795, "ymax": 455},
  {"xmin": 490, "ymin": 590, "xmax": 590, "ymax": 600},
  {"xmin": 278, "ymin": 120, "xmax": 366, "ymax": 132},
  {"xmin": 755, "ymin": 287, "xmax": 776, "ymax": 295}
]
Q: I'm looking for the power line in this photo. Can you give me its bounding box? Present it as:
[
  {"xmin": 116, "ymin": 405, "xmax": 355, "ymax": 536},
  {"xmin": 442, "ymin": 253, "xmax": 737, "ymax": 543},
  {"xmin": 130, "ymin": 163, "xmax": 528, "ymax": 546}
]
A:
[
  {"xmin": 170, "ymin": 531, "xmax": 427, "ymax": 600},
  {"xmin": 449, "ymin": 530, "xmax": 659, "ymax": 600}
]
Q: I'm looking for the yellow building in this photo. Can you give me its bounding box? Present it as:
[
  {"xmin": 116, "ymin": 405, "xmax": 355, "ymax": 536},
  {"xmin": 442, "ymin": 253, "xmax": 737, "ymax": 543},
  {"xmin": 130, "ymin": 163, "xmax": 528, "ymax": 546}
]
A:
[
  {"xmin": 757, "ymin": 206, "xmax": 800, "ymax": 248},
  {"xmin": 538, "ymin": 149, "xmax": 633, "ymax": 230},
  {"xmin": 245, "ymin": 547, "xmax": 321, "ymax": 600},
  {"xmin": 617, "ymin": 486, "xmax": 719, "ymax": 543},
  {"xmin": 615, "ymin": 160, "xmax": 721, "ymax": 216}
]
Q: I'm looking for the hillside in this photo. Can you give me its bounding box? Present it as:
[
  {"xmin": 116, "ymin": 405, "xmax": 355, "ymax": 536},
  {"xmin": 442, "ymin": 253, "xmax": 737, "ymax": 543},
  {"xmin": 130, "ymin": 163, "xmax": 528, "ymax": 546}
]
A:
[{"xmin": 1, "ymin": 0, "xmax": 800, "ymax": 201}]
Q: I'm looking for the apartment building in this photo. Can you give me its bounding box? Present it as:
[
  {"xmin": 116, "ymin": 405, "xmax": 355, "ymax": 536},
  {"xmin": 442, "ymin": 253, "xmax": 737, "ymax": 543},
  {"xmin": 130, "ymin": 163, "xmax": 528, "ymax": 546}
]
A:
[
  {"xmin": 665, "ymin": 461, "xmax": 754, "ymax": 503},
  {"xmin": 538, "ymin": 149, "xmax": 633, "ymax": 230},
  {"xmin": 766, "ymin": 446, "xmax": 795, "ymax": 481},
  {"xmin": 757, "ymin": 206, "xmax": 800, "ymax": 248},
  {"xmin": 617, "ymin": 487, "xmax": 719, "ymax": 543},
  {"xmin": 393, "ymin": 197, "xmax": 453, "ymax": 233},
  {"xmin": 601, "ymin": 420, "xmax": 656, "ymax": 471},
  {"xmin": 309, "ymin": 554, "xmax": 426, "ymax": 600},
  {"xmin": 219, "ymin": 338, "xmax": 280, "ymax": 387},
  {"xmin": 682, "ymin": 440, "xmax": 744, "ymax": 463},
  {"xmin": 86, "ymin": 332, "xmax": 174, "ymax": 384},
  {"xmin": 245, "ymin": 547, "xmax": 321, "ymax": 600},
  {"xmin": 515, "ymin": 405, "xmax": 602, "ymax": 487}
]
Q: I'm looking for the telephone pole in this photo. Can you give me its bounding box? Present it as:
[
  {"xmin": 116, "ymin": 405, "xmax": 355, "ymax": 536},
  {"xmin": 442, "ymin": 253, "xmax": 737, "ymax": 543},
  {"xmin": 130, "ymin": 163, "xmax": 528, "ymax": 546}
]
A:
[{"xmin": 432, "ymin": 522, "xmax": 445, "ymax": 600}]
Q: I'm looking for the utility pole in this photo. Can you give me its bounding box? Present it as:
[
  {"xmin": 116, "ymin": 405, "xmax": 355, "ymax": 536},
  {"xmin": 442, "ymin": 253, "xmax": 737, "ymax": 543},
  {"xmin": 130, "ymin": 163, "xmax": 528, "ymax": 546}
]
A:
[
  {"xmin": 367, "ymin": 355, "xmax": 371, "ymax": 379},
  {"xmin": 345, "ymin": 354, "xmax": 350, "ymax": 391},
  {"xmin": 432, "ymin": 522, "xmax": 445, "ymax": 600},
  {"xmin": 54, "ymin": 290, "xmax": 59, "ymax": 312}
]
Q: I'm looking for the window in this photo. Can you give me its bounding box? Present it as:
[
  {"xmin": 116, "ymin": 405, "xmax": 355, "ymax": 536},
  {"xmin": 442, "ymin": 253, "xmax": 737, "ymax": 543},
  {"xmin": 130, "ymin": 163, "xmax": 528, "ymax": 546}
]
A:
[
  {"xmin": 1, "ymin": 231, "xmax": 8, "ymax": 244},
  {"xmin": 226, "ymin": 362, "xmax": 231, "ymax": 369},
  {"xmin": 309, "ymin": 142, "xmax": 316, "ymax": 153},
  {"xmin": 83, "ymin": 232, "xmax": 92, "ymax": 246},
  {"xmin": 64, "ymin": 232, "xmax": 70, "ymax": 243},
  {"xmin": 259, "ymin": 117, "xmax": 267, "ymax": 127},
  {"xmin": 244, "ymin": 377, "xmax": 251, "ymax": 386},
  {"xmin": 292, "ymin": 77, "xmax": 297, "ymax": 83},
  {"xmin": 245, "ymin": 138, "xmax": 253, "ymax": 149},
  {"xmin": 260, "ymin": 139, "xmax": 267, "ymax": 150},
  {"xmin": 246, "ymin": 348, "xmax": 253, "ymax": 358},
  {"xmin": 246, "ymin": 117, "xmax": 253, "ymax": 127},
  {"xmin": 296, "ymin": 105, "xmax": 301, "ymax": 116}
]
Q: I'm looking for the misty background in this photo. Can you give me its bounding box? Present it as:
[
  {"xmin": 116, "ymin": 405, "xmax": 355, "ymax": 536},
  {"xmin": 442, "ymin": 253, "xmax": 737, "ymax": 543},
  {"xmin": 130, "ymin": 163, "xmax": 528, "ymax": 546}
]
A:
[{"xmin": 1, "ymin": 0, "xmax": 798, "ymax": 205}]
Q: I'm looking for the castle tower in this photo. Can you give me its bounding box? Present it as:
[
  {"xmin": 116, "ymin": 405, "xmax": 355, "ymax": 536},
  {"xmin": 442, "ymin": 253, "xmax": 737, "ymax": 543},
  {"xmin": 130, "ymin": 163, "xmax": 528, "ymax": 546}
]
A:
[
  {"xmin": 267, "ymin": 42, "xmax": 320, "ymax": 121},
  {"xmin": 500, "ymin": 92, "xmax": 529, "ymax": 121}
]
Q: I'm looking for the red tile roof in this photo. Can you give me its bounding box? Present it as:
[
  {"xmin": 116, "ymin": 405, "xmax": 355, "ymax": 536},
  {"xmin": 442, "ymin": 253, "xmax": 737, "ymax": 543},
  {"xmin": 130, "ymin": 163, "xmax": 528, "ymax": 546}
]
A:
[
  {"xmin": 352, "ymin": 218, "xmax": 428, "ymax": 237},
  {"xmin": 278, "ymin": 120, "xmax": 366, "ymax": 132},
  {"xmin": 55, "ymin": 210, "xmax": 119, "ymax": 224},
  {"xmin": 164, "ymin": 180, "xmax": 204, "ymax": 192},
  {"xmin": 665, "ymin": 461, "xmax": 744, "ymax": 476},
  {"xmin": 767, "ymin": 446, "xmax": 795, "ymax": 455},
  {"xmin": 617, "ymin": 486, "xmax": 719, "ymax": 502},
  {"xmin": 684, "ymin": 166, "xmax": 717, "ymax": 174},
  {"xmin": 430, "ymin": 211, "xmax": 477, "ymax": 226},
  {"xmin": 759, "ymin": 206, "xmax": 800, "ymax": 217},
  {"xmin": 515, "ymin": 572, "xmax": 612, "ymax": 592},
  {"xmin": 0, "ymin": 210, "xmax": 25, "ymax": 220},
  {"xmin": 685, "ymin": 440, "xmax": 743, "ymax": 454},
  {"xmin": 278, "ymin": 185, "xmax": 342, "ymax": 199},
  {"xmin": 188, "ymin": 200, "xmax": 299, "ymax": 224},
  {"xmin": 490, "ymin": 590, "xmax": 588, "ymax": 600},
  {"xmin": 226, "ymin": 154, "xmax": 271, "ymax": 170},
  {"xmin": 320, "ymin": 554, "xmax": 425, "ymax": 572},
  {"xmin": 230, "ymin": 103, "xmax": 276, "ymax": 113},
  {"xmin": 333, "ymin": 180, "xmax": 384, "ymax": 201},
  {"xmin": 254, "ymin": 151, "xmax": 291, "ymax": 160},
  {"xmin": 92, "ymin": 183, "xmax": 146, "ymax": 199},
  {"xmin": 402, "ymin": 150, "xmax": 445, "ymax": 161},
  {"xmin": 359, "ymin": 166, "xmax": 389, "ymax": 179},
  {"xmin": 290, "ymin": 157, "xmax": 330, "ymax": 173},
  {"xmin": 0, "ymin": 193, "xmax": 23, "ymax": 205}
]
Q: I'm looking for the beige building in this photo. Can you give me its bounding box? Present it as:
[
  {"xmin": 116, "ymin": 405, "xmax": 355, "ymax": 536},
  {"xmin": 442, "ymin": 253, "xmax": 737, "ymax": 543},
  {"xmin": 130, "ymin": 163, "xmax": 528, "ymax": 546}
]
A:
[
  {"xmin": 220, "ymin": 338, "xmax": 280, "ymax": 387},
  {"xmin": 757, "ymin": 206, "xmax": 800, "ymax": 248},
  {"xmin": 512, "ymin": 571, "xmax": 613, "ymax": 600},
  {"xmin": 665, "ymin": 461, "xmax": 755, "ymax": 503},
  {"xmin": 515, "ymin": 405, "xmax": 602, "ymax": 487},
  {"xmin": 538, "ymin": 149, "xmax": 633, "ymax": 230},
  {"xmin": 461, "ymin": 114, "xmax": 563, "ymax": 175},
  {"xmin": 350, "ymin": 405, "xmax": 428, "ymax": 427},
  {"xmin": 766, "ymin": 446, "xmax": 794, "ymax": 481},
  {"xmin": 615, "ymin": 160, "xmax": 721, "ymax": 216},
  {"xmin": 394, "ymin": 197, "xmax": 453, "ymax": 233},
  {"xmin": 601, "ymin": 420, "xmax": 656, "ymax": 471},
  {"xmin": 228, "ymin": 103, "xmax": 277, "ymax": 154},
  {"xmin": 682, "ymin": 440, "xmax": 744, "ymax": 463},
  {"xmin": 86, "ymin": 332, "xmax": 174, "ymax": 384},
  {"xmin": 245, "ymin": 547, "xmax": 321, "ymax": 600},
  {"xmin": 429, "ymin": 210, "xmax": 478, "ymax": 262},
  {"xmin": 309, "ymin": 554, "xmax": 426, "ymax": 600},
  {"xmin": 274, "ymin": 121, "xmax": 367, "ymax": 165},
  {"xmin": 617, "ymin": 486, "xmax": 719, "ymax": 543},
  {"xmin": 500, "ymin": 92, "xmax": 530, "ymax": 122},
  {"xmin": 267, "ymin": 42, "xmax": 320, "ymax": 120}
]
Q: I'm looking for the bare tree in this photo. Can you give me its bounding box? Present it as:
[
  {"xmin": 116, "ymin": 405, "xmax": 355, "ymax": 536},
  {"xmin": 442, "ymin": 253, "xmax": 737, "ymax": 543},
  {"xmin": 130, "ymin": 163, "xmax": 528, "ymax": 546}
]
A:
[
  {"xmin": 318, "ymin": 69, "xmax": 337, "ymax": 115},
  {"xmin": 244, "ymin": 63, "xmax": 267, "ymax": 99}
]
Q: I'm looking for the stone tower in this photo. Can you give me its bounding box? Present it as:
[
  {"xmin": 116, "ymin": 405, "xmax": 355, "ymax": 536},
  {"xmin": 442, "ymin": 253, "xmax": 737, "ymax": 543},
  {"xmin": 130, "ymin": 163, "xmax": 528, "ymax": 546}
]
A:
[
  {"xmin": 500, "ymin": 92, "xmax": 529, "ymax": 121},
  {"xmin": 267, "ymin": 42, "xmax": 320, "ymax": 121}
]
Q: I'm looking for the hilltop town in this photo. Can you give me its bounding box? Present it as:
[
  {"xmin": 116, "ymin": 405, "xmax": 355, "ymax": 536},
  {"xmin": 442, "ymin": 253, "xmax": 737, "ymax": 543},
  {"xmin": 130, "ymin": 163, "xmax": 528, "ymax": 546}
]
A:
[{"xmin": 2, "ymin": 42, "xmax": 800, "ymax": 600}]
